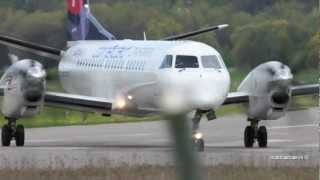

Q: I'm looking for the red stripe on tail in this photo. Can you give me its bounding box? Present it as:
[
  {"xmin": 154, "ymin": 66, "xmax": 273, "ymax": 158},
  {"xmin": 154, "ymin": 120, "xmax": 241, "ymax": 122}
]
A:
[{"xmin": 67, "ymin": 0, "xmax": 84, "ymax": 15}]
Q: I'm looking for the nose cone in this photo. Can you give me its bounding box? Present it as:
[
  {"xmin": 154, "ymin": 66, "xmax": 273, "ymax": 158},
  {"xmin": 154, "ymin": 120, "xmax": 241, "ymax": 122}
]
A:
[
  {"xmin": 159, "ymin": 71, "xmax": 230, "ymax": 113},
  {"xmin": 191, "ymin": 85, "xmax": 226, "ymax": 110}
]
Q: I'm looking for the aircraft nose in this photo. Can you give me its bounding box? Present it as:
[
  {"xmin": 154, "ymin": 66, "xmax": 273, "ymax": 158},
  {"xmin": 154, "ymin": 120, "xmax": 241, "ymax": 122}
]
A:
[
  {"xmin": 159, "ymin": 71, "xmax": 230, "ymax": 113},
  {"xmin": 159, "ymin": 83, "xmax": 220, "ymax": 113},
  {"xmin": 191, "ymin": 84, "xmax": 225, "ymax": 110}
]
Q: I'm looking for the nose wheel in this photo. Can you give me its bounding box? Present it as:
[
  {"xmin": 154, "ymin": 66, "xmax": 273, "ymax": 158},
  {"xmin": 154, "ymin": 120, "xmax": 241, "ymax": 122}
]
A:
[
  {"xmin": 1, "ymin": 118, "xmax": 25, "ymax": 147},
  {"xmin": 191, "ymin": 110, "xmax": 214, "ymax": 152},
  {"xmin": 244, "ymin": 119, "xmax": 268, "ymax": 148},
  {"xmin": 192, "ymin": 132, "xmax": 205, "ymax": 152}
]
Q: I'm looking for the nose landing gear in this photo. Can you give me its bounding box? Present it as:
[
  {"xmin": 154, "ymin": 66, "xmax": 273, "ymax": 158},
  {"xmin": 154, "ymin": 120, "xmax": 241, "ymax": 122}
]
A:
[
  {"xmin": 192, "ymin": 132, "xmax": 205, "ymax": 152},
  {"xmin": 244, "ymin": 119, "xmax": 268, "ymax": 148},
  {"xmin": 1, "ymin": 118, "xmax": 25, "ymax": 147},
  {"xmin": 191, "ymin": 110, "xmax": 216, "ymax": 152}
]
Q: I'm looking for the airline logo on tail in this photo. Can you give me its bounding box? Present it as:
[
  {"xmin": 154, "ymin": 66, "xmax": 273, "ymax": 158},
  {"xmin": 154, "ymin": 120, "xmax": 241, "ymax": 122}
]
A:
[{"xmin": 67, "ymin": 0, "xmax": 116, "ymax": 41}]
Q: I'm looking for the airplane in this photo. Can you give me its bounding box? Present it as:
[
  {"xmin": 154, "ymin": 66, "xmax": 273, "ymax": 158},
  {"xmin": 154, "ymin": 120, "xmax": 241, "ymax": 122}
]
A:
[{"xmin": 0, "ymin": 0, "xmax": 318, "ymax": 151}]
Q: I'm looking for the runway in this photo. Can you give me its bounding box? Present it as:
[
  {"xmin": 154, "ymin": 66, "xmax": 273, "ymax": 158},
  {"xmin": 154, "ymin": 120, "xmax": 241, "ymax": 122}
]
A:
[{"xmin": 0, "ymin": 108, "xmax": 318, "ymax": 169}]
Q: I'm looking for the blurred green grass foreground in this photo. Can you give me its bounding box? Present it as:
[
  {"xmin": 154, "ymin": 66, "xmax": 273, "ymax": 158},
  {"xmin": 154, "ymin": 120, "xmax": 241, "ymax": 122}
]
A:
[{"xmin": 0, "ymin": 165, "xmax": 316, "ymax": 180}]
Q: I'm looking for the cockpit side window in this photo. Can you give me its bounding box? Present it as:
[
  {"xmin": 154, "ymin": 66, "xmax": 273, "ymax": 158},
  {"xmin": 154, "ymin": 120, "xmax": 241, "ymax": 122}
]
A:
[
  {"xmin": 201, "ymin": 55, "xmax": 222, "ymax": 69},
  {"xmin": 175, "ymin": 55, "xmax": 199, "ymax": 68},
  {"xmin": 160, "ymin": 55, "xmax": 173, "ymax": 69}
]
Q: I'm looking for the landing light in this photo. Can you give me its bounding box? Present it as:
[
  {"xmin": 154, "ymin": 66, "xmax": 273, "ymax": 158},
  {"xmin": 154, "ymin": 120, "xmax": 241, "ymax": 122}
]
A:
[
  {"xmin": 127, "ymin": 95, "xmax": 133, "ymax": 100},
  {"xmin": 194, "ymin": 132, "xmax": 203, "ymax": 140},
  {"xmin": 116, "ymin": 99, "xmax": 126, "ymax": 109}
]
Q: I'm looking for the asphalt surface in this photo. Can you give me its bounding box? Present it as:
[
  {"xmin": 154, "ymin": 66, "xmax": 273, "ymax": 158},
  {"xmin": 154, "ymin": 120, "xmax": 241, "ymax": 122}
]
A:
[{"xmin": 0, "ymin": 108, "xmax": 318, "ymax": 169}]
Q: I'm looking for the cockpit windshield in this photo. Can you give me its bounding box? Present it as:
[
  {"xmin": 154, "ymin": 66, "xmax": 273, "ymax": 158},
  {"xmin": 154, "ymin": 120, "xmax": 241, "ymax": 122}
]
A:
[
  {"xmin": 175, "ymin": 55, "xmax": 199, "ymax": 68},
  {"xmin": 201, "ymin": 55, "xmax": 222, "ymax": 69},
  {"xmin": 160, "ymin": 55, "xmax": 173, "ymax": 69}
]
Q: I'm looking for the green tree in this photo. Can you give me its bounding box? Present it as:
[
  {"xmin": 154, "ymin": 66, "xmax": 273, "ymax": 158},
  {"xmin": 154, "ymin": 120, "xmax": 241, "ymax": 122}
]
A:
[
  {"xmin": 306, "ymin": 32, "xmax": 320, "ymax": 68},
  {"xmin": 147, "ymin": 16, "xmax": 183, "ymax": 40},
  {"xmin": 231, "ymin": 20, "xmax": 293, "ymax": 68},
  {"xmin": 0, "ymin": 0, "xmax": 317, "ymax": 73}
]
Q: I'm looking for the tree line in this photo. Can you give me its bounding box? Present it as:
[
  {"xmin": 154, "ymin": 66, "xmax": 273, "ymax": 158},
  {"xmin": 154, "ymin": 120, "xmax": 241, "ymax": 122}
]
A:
[{"xmin": 0, "ymin": 0, "xmax": 318, "ymax": 72}]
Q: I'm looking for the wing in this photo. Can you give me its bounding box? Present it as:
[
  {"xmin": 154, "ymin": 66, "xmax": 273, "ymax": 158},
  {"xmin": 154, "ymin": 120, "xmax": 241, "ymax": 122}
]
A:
[
  {"xmin": 290, "ymin": 84, "xmax": 319, "ymax": 96},
  {"xmin": 0, "ymin": 35, "xmax": 63, "ymax": 60},
  {"xmin": 223, "ymin": 84, "xmax": 319, "ymax": 105},
  {"xmin": 162, "ymin": 24, "xmax": 229, "ymax": 41},
  {"xmin": 45, "ymin": 92, "xmax": 159, "ymax": 116},
  {"xmin": 223, "ymin": 92, "xmax": 249, "ymax": 105},
  {"xmin": 45, "ymin": 92, "xmax": 113, "ymax": 115}
]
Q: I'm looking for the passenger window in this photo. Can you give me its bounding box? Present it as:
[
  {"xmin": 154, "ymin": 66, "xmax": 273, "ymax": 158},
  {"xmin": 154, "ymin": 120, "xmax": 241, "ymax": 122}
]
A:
[
  {"xmin": 160, "ymin": 55, "xmax": 173, "ymax": 69},
  {"xmin": 175, "ymin": 55, "xmax": 199, "ymax": 68},
  {"xmin": 201, "ymin": 55, "xmax": 221, "ymax": 69}
]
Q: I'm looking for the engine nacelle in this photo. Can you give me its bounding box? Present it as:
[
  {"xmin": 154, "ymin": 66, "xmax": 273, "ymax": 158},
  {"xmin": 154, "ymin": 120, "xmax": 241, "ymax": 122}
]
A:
[
  {"xmin": 238, "ymin": 61, "xmax": 293, "ymax": 120},
  {"xmin": 0, "ymin": 60, "xmax": 46, "ymax": 119}
]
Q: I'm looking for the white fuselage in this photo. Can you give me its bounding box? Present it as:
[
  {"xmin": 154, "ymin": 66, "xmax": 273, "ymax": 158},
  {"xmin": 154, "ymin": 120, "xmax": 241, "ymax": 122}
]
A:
[{"xmin": 59, "ymin": 40, "xmax": 231, "ymax": 115}]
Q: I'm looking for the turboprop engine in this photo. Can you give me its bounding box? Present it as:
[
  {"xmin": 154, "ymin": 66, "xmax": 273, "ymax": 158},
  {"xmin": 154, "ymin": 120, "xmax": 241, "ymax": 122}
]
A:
[
  {"xmin": 238, "ymin": 61, "xmax": 293, "ymax": 120},
  {"xmin": 0, "ymin": 60, "xmax": 46, "ymax": 119}
]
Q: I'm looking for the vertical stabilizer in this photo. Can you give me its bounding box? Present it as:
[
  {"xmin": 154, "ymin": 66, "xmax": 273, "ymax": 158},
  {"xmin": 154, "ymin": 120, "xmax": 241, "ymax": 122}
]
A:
[{"xmin": 67, "ymin": 0, "xmax": 116, "ymax": 41}]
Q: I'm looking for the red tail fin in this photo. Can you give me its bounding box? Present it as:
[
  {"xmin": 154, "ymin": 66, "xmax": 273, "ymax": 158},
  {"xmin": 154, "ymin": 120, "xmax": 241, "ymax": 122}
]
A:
[
  {"xmin": 66, "ymin": 0, "xmax": 116, "ymax": 41},
  {"xmin": 67, "ymin": 0, "xmax": 86, "ymax": 15}
]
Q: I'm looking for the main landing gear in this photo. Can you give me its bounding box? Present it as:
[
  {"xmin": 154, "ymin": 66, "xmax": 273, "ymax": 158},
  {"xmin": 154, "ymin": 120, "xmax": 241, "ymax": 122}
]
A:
[
  {"xmin": 1, "ymin": 118, "xmax": 25, "ymax": 147},
  {"xmin": 244, "ymin": 119, "xmax": 267, "ymax": 148},
  {"xmin": 191, "ymin": 110, "xmax": 216, "ymax": 152}
]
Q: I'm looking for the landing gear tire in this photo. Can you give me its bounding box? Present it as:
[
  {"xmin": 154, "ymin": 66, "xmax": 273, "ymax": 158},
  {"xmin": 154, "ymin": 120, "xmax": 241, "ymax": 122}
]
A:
[
  {"xmin": 244, "ymin": 126, "xmax": 255, "ymax": 148},
  {"xmin": 1, "ymin": 124, "xmax": 11, "ymax": 147},
  {"xmin": 257, "ymin": 126, "xmax": 267, "ymax": 148},
  {"xmin": 15, "ymin": 125, "xmax": 25, "ymax": 147},
  {"xmin": 193, "ymin": 138, "xmax": 204, "ymax": 152}
]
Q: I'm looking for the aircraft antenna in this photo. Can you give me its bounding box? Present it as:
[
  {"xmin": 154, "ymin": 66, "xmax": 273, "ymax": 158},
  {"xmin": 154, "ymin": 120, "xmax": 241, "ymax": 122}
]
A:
[{"xmin": 143, "ymin": 32, "xmax": 147, "ymax": 41}]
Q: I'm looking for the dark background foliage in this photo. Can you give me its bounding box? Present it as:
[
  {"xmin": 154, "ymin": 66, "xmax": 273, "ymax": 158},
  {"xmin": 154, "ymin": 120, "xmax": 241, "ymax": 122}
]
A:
[{"xmin": 0, "ymin": 0, "xmax": 318, "ymax": 72}]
